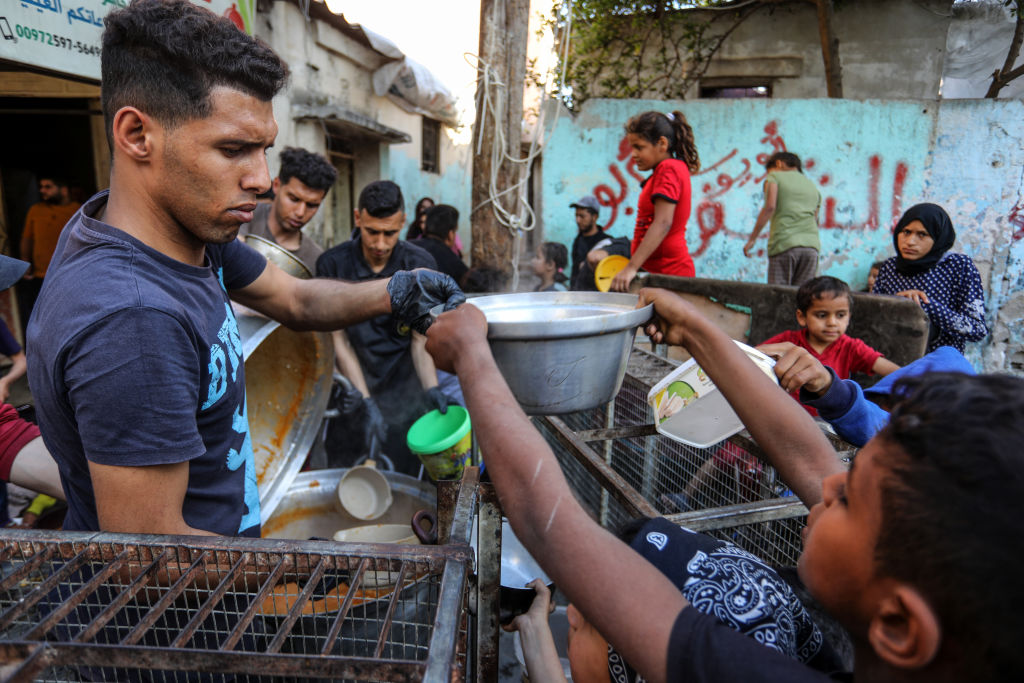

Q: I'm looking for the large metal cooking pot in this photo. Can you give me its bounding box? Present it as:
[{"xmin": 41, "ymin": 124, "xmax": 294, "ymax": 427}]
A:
[
  {"xmin": 261, "ymin": 469, "xmax": 438, "ymax": 659},
  {"xmin": 262, "ymin": 469, "xmax": 436, "ymax": 540},
  {"xmin": 238, "ymin": 312, "xmax": 334, "ymax": 525},
  {"xmin": 235, "ymin": 235, "xmax": 334, "ymax": 524},
  {"xmin": 241, "ymin": 234, "xmax": 314, "ymax": 278},
  {"xmin": 468, "ymin": 292, "xmax": 653, "ymax": 414}
]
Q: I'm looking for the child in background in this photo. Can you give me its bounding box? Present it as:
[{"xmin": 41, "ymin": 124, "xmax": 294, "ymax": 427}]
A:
[
  {"xmin": 611, "ymin": 110, "xmax": 700, "ymax": 291},
  {"xmin": 863, "ymin": 260, "xmax": 885, "ymax": 293},
  {"xmin": 759, "ymin": 276, "xmax": 899, "ymax": 416},
  {"xmin": 532, "ymin": 242, "xmax": 569, "ymax": 292}
]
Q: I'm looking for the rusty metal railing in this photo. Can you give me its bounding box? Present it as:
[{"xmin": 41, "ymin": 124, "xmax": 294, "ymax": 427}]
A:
[{"xmin": 0, "ymin": 468, "xmax": 483, "ymax": 683}]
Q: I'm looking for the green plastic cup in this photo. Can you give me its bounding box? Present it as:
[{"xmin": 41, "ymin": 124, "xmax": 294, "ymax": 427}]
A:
[{"xmin": 407, "ymin": 406, "xmax": 472, "ymax": 481}]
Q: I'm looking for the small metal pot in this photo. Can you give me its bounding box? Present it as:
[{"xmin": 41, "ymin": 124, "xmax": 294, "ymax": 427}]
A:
[{"xmin": 498, "ymin": 519, "xmax": 554, "ymax": 623}]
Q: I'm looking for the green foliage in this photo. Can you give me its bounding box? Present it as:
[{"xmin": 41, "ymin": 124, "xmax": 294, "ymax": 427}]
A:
[{"xmin": 545, "ymin": 0, "xmax": 760, "ymax": 108}]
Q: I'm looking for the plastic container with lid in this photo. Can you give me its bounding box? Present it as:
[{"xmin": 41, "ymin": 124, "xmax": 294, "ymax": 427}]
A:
[
  {"xmin": 407, "ymin": 406, "xmax": 473, "ymax": 481},
  {"xmin": 647, "ymin": 341, "xmax": 778, "ymax": 448}
]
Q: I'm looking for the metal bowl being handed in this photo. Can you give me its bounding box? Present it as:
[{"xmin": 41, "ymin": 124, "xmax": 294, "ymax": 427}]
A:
[{"xmin": 462, "ymin": 292, "xmax": 653, "ymax": 414}]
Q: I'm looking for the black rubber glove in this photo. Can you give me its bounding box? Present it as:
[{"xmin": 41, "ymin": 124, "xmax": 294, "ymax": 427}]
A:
[
  {"xmin": 336, "ymin": 381, "xmax": 365, "ymax": 415},
  {"xmin": 363, "ymin": 396, "xmax": 388, "ymax": 450},
  {"xmin": 387, "ymin": 269, "xmax": 466, "ymax": 335},
  {"xmin": 424, "ymin": 386, "xmax": 451, "ymax": 415}
]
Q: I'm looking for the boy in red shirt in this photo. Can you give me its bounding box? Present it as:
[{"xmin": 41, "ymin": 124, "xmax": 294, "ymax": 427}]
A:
[{"xmin": 759, "ymin": 276, "xmax": 899, "ymax": 415}]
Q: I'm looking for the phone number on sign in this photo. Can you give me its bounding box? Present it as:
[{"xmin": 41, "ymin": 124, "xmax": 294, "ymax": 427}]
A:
[{"xmin": 15, "ymin": 24, "xmax": 100, "ymax": 56}]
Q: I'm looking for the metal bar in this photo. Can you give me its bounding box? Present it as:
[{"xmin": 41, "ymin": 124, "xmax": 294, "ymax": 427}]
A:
[
  {"xmin": 665, "ymin": 498, "xmax": 809, "ymax": 532},
  {"xmin": 599, "ymin": 401, "xmax": 614, "ymax": 526},
  {"xmin": 170, "ymin": 552, "xmax": 255, "ymax": 648},
  {"xmin": 373, "ymin": 561, "xmax": 411, "ymax": 659},
  {"xmin": 28, "ymin": 641, "xmax": 428, "ymax": 680},
  {"xmin": 542, "ymin": 416, "xmax": 659, "ymax": 519},
  {"xmin": 575, "ymin": 423, "xmax": 659, "ymax": 442},
  {"xmin": 121, "ymin": 551, "xmax": 210, "ymax": 645},
  {"xmin": 0, "ymin": 545, "xmax": 56, "ymax": 591},
  {"xmin": 437, "ymin": 479, "xmax": 459, "ymax": 546},
  {"xmin": 22, "ymin": 547, "xmax": 133, "ymax": 641},
  {"xmin": 0, "ymin": 642, "xmax": 52, "ymax": 683},
  {"xmin": 320, "ymin": 557, "xmax": 369, "ymax": 656},
  {"xmin": 475, "ymin": 482, "xmax": 501, "ymax": 683},
  {"xmin": 265, "ymin": 555, "xmax": 330, "ymax": 653},
  {"xmin": 423, "ymin": 560, "xmax": 469, "ymax": 683},
  {"xmin": 448, "ymin": 466, "xmax": 479, "ymax": 548},
  {"xmin": 75, "ymin": 548, "xmax": 172, "ymax": 643},
  {"xmin": 219, "ymin": 553, "xmax": 291, "ymax": 651}
]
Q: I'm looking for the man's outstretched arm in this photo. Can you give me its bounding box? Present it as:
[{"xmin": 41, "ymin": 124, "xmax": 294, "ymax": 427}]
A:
[
  {"xmin": 427, "ymin": 305, "xmax": 685, "ymax": 683},
  {"xmin": 638, "ymin": 288, "xmax": 843, "ymax": 506}
]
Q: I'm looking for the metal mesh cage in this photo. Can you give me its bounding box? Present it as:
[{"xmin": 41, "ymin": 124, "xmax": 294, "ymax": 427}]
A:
[
  {"xmin": 533, "ymin": 347, "xmax": 851, "ymax": 570},
  {"xmin": 0, "ymin": 532, "xmax": 470, "ymax": 682}
]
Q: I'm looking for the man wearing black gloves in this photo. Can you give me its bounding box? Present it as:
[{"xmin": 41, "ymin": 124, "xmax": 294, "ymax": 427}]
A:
[
  {"xmin": 27, "ymin": 0, "xmax": 463, "ymax": 539},
  {"xmin": 317, "ymin": 180, "xmax": 453, "ymax": 475}
]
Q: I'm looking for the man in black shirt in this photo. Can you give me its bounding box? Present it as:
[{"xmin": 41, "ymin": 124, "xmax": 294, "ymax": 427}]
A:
[
  {"xmin": 316, "ymin": 181, "xmax": 449, "ymax": 474},
  {"xmin": 569, "ymin": 195, "xmax": 608, "ymax": 290},
  {"xmin": 416, "ymin": 205, "xmax": 469, "ymax": 286}
]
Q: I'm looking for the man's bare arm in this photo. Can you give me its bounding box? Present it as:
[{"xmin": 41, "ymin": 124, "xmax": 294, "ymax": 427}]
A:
[
  {"xmin": 89, "ymin": 460, "xmax": 215, "ymax": 536},
  {"xmin": 427, "ymin": 306, "xmax": 685, "ymax": 683},
  {"xmin": 640, "ymin": 288, "xmax": 843, "ymax": 506},
  {"xmin": 410, "ymin": 332, "xmax": 439, "ymax": 390},
  {"xmin": 332, "ymin": 330, "xmax": 370, "ymax": 396},
  {"xmin": 230, "ymin": 260, "xmax": 391, "ymax": 331}
]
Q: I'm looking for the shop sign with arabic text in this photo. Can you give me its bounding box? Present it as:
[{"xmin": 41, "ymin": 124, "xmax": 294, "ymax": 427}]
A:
[{"xmin": 1, "ymin": 0, "xmax": 253, "ymax": 82}]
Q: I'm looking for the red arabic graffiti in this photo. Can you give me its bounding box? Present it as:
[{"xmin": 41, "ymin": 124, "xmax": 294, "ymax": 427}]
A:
[
  {"xmin": 1010, "ymin": 201, "xmax": 1024, "ymax": 242},
  {"xmin": 592, "ymin": 121, "xmax": 911, "ymax": 258}
]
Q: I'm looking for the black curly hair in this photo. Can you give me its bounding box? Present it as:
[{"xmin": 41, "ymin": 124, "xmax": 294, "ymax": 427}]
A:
[
  {"xmin": 101, "ymin": 0, "xmax": 289, "ymax": 143},
  {"xmin": 277, "ymin": 147, "xmax": 337, "ymax": 192}
]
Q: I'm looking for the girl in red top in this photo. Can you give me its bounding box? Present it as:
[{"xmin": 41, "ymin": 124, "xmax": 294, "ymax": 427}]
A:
[{"xmin": 611, "ymin": 110, "xmax": 700, "ymax": 291}]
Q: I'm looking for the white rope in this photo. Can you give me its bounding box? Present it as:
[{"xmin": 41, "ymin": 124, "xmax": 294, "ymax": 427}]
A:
[{"xmin": 466, "ymin": 0, "xmax": 574, "ymax": 290}]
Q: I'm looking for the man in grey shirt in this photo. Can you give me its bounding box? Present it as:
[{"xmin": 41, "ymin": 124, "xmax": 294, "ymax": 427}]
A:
[{"xmin": 238, "ymin": 147, "xmax": 336, "ymax": 271}]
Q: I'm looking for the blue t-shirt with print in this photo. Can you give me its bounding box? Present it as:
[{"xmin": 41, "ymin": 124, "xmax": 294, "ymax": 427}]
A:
[{"xmin": 27, "ymin": 190, "xmax": 268, "ymax": 537}]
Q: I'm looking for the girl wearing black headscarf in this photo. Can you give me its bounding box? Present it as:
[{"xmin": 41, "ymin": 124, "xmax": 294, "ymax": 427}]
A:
[{"xmin": 872, "ymin": 203, "xmax": 988, "ymax": 353}]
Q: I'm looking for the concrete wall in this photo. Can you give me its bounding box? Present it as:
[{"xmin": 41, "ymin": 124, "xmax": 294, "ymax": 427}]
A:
[
  {"xmin": 576, "ymin": 0, "xmax": 953, "ymax": 101},
  {"xmin": 540, "ymin": 97, "xmax": 1024, "ymax": 374},
  {"xmin": 254, "ymin": 4, "xmax": 472, "ymax": 251}
]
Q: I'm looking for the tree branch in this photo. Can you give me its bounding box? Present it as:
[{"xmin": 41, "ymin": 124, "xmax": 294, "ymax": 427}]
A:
[{"xmin": 986, "ymin": 1, "xmax": 1024, "ymax": 97}]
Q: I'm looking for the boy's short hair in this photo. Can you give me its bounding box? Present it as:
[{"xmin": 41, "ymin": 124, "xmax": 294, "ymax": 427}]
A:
[
  {"xmin": 796, "ymin": 276, "xmax": 851, "ymax": 313},
  {"xmin": 277, "ymin": 148, "xmax": 337, "ymax": 192},
  {"xmin": 357, "ymin": 181, "xmax": 404, "ymax": 219},
  {"xmin": 101, "ymin": 0, "xmax": 288, "ymax": 144},
  {"xmin": 765, "ymin": 152, "xmax": 803, "ymax": 172},
  {"xmin": 424, "ymin": 205, "xmax": 459, "ymax": 239},
  {"xmin": 875, "ymin": 373, "xmax": 1024, "ymax": 681},
  {"xmin": 870, "ymin": 260, "xmax": 886, "ymax": 271}
]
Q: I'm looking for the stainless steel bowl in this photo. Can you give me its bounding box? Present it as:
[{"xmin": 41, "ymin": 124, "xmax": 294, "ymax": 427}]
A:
[
  {"xmin": 469, "ymin": 292, "xmax": 652, "ymax": 414},
  {"xmin": 241, "ymin": 234, "xmax": 314, "ymax": 279}
]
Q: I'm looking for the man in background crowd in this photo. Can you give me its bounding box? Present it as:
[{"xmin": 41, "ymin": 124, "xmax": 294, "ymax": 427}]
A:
[
  {"xmin": 317, "ymin": 181, "xmax": 450, "ymax": 474},
  {"xmin": 19, "ymin": 175, "xmax": 80, "ymax": 334},
  {"xmin": 238, "ymin": 146, "xmax": 336, "ymax": 271}
]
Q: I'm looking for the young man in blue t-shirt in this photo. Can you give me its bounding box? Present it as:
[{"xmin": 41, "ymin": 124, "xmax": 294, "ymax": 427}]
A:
[{"xmin": 26, "ymin": 0, "xmax": 463, "ymax": 540}]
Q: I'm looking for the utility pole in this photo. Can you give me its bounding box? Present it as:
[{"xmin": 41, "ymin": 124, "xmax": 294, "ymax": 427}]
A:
[
  {"xmin": 815, "ymin": 0, "xmax": 843, "ymax": 98},
  {"xmin": 471, "ymin": 0, "xmax": 530, "ymax": 277}
]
